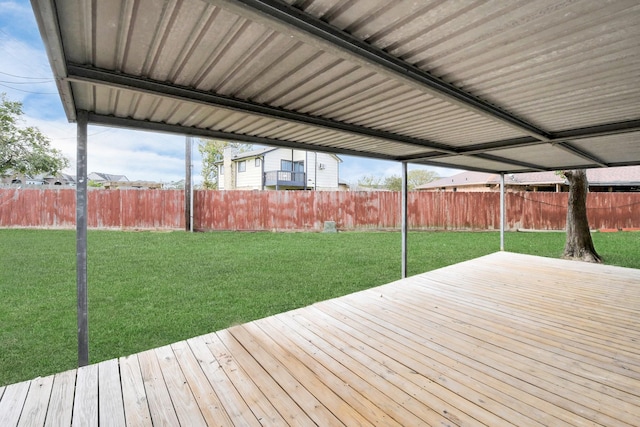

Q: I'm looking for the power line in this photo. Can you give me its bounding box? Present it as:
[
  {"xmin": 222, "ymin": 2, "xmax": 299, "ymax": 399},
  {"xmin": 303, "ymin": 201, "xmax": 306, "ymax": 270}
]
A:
[
  {"xmin": 0, "ymin": 28, "xmax": 54, "ymax": 77},
  {"xmin": 0, "ymin": 70, "xmax": 52, "ymax": 80},
  {"xmin": 0, "ymin": 82, "xmax": 58, "ymax": 95},
  {"xmin": 0, "ymin": 79, "xmax": 54, "ymax": 84},
  {"xmin": 53, "ymin": 129, "xmax": 115, "ymax": 139}
]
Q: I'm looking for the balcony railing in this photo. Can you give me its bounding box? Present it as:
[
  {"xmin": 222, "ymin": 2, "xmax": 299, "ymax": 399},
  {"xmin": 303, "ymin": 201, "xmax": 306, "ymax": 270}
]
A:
[{"xmin": 264, "ymin": 170, "xmax": 306, "ymax": 189}]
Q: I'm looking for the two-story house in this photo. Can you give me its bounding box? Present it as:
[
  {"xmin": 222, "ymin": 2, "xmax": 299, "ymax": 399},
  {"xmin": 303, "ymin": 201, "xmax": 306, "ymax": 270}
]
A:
[{"xmin": 219, "ymin": 147, "xmax": 342, "ymax": 190}]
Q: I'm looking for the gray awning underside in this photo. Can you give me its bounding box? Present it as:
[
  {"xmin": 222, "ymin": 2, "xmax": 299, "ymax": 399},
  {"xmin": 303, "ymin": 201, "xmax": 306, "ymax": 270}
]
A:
[{"xmin": 31, "ymin": 0, "xmax": 640, "ymax": 173}]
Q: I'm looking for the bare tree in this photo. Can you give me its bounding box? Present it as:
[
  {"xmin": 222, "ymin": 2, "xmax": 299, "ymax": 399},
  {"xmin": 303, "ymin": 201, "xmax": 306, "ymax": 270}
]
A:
[{"xmin": 562, "ymin": 169, "xmax": 602, "ymax": 263}]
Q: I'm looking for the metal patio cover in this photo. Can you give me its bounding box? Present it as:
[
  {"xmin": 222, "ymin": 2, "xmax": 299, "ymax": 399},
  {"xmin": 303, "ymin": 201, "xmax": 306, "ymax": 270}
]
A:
[{"xmin": 32, "ymin": 0, "xmax": 640, "ymax": 173}]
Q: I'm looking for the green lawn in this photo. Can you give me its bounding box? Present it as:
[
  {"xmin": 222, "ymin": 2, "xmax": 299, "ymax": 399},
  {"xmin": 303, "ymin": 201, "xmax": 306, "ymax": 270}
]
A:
[{"xmin": 1, "ymin": 229, "xmax": 638, "ymax": 386}]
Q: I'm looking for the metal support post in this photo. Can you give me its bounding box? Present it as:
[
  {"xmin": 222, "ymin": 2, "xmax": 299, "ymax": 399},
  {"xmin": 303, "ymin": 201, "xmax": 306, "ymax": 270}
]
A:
[
  {"xmin": 76, "ymin": 110, "xmax": 89, "ymax": 366},
  {"xmin": 500, "ymin": 172, "xmax": 505, "ymax": 251},
  {"xmin": 401, "ymin": 162, "xmax": 408, "ymax": 278},
  {"xmin": 185, "ymin": 136, "xmax": 192, "ymax": 231}
]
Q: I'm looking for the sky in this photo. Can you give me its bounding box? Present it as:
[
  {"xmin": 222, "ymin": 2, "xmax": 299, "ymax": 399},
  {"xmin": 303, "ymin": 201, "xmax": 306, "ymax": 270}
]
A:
[{"xmin": 0, "ymin": 0, "xmax": 459, "ymax": 185}]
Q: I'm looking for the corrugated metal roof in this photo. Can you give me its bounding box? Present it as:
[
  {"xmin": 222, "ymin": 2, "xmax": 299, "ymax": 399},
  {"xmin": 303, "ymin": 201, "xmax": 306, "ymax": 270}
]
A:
[{"xmin": 31, "ymin": 0, "xmax": 640, "ymax": 173}]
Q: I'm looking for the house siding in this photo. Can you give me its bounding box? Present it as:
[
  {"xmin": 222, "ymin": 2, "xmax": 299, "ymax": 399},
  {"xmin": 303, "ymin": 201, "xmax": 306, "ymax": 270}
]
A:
[
  {"xmin": 218, "ymin": 164, "xmax": 225, "ymax": 190},
  {"xmin": 235, "ymin": 157, "xmax": 263, "ymax": 189},
  {"xmin": 314, "ymin": 152, "xmax": 340, "ymax": 190},
  {"xmin": 264, "ymin": 148, "xmax": 293, "ymax": 172}
]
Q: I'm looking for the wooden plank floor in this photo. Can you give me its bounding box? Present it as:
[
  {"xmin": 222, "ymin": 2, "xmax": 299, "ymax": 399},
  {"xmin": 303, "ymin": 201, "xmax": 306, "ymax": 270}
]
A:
[{"xmin": 2, "ymin": 252, "xmax": 639, "ymax": 426}]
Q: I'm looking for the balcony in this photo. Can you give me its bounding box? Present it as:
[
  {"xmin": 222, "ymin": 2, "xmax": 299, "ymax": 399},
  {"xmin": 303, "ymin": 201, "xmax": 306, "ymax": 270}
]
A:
[{"xmin": 264, "ymin": 170, "xmax": 306, "ymax": 189}]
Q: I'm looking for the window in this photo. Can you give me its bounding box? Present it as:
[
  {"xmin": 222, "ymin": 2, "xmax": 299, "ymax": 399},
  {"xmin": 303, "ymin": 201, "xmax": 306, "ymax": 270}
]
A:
[
  {"xmin": 281, "ymin": 159, "xmax": 304, "ymax": 171},
  {"xmin": 238, "ymin": 161, "xmax": 246, "ymax": 172},
  {"xmin": 281, "ymin": 159, "xmax": 292, "ymax": 171},
  {"xmin": 255, "ymin": 158, "xmax": 261, "ymax": 167},
  {"xmin": 219, "ymin": 165, "xmax": 224, "ymax": 175}
]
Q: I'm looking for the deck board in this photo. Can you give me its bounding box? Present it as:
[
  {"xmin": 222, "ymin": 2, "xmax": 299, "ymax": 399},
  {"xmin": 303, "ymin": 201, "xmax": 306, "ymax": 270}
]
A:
[
  {"xmin": 170, "ymin": 340, "xmax": 235, "ymax": 427},
  {"xmin": 18, "ymin": 376, "xmax": 53, "ymax": 427},
  {"xmin": 2, "ymin": 252, "xmax": 640, "ymax": 426},
  {"xmin": 119, "ymin": 354, "xmax": 152, "ymax": 426},
  {"xmin": 98, "ymin": 359, "xmax": 125, "ymax": 427},
  {"xmin": 72, "ymin": 363, "xmax": 98, "ymax": 426},
  {"xmin": 44, "ymin": 370, "xmax": 75, "ymax": 427},
  {"xmin": 0, "ymin": 380, "xmax": 30, "ymax": 426},
  {"xmin": 137, "ymin": 349, "xmax": 181, "ymax": 426}
]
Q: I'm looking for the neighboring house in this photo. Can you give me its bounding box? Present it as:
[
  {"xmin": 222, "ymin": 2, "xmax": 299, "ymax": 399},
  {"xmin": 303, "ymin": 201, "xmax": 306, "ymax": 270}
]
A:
[
  {"xmin": 1, "ymin": 172, "xmax": 76, "ymax": 186},
  {"xmin": 218, "ymin": 147, "xmax": 342, "ymax": 190},
  {"xmin": 88, "ymin": 172, "xmax": 129, "ymax": 184},
  {"xmin": 50, "ymin": 173, "xmax": 76, "ymax": 186},
  {"xmin": 7, "ymin": 171, "xmax": 161, "ymax": 189},
  {"xmin": 417, "ymin": 166, "xmax": 640, "ymax": 192},
  {"xmin": 86, "ymin": 172, "xmax": 147, "ymax": 189}
]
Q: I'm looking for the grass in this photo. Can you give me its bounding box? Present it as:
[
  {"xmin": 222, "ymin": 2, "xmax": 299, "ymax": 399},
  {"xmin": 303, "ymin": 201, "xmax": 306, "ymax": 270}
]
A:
[{"xmin": 1, "ymin": 229, "xmax": 638, "ymax": 386}]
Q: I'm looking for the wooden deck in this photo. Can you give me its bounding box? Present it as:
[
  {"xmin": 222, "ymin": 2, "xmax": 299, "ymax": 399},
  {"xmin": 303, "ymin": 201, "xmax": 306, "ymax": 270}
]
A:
[{"xmin": 1, "ymin": 252, "xmax": 639, "ymax": 426}]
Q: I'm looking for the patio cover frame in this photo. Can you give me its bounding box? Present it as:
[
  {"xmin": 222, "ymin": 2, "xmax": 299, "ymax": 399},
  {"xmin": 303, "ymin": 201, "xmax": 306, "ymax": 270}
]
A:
[{"xmin": 31, "ymin": 0, "xmax": 640, "ymax": 366}]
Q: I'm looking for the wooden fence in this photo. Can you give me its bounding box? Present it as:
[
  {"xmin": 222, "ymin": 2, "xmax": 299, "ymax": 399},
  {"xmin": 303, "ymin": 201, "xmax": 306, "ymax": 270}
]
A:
[
  {"xmin": 1, "ymin": 188, "xmax": 639, "ymax": 231},
  {"xmin": 0, "ymin": 189, "xmax": 185, "ymax": 230}
]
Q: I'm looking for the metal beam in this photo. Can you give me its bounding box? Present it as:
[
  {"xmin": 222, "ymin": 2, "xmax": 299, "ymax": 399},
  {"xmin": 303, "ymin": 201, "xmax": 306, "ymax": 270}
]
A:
[
  {"xmin": 403, "ymin": 138, "xmax": 610, "ymax": 171},
  {"xmin": 67, "ymin": 64, "xmax": 458, "ymax": 155},
  {"xmin": 76, "ymin": 110, "xmax": 89, "ymax": 367},
  {"xmin": 472, "ymin": 153, "xmax": 546, "ymax": 171},
  {"xmin": 211, "ymin": 0, "xmax": 552, "ymax": 141},
  {"xmin": 398, "ymin": 150, "xmax": 547, "ymax": 172},
  {"xmin": 452, "ymin": 137, "xmax": 542, "ymax": 157},
  {"xmin": 400, "ymin": 120, "xmax": 640, "ymax": 160},
  {"xmin": 607, "ymin": 160, "xmax": 640, "ymax": 168},
  {"xmin": 553, "ymin": 142, "xmax": 608, "ymax": 168},
  {"xmin": 405, "ymin": 145, "xmax": 607, "ymax": 170},
  {"xmin": 408, "ymin": 159, "xmax": 524, "ymax": 174},
  {"xmin": 552, "ymin": 119, "xmax": 640, "ymax": 140},
  {"xmin": 409, "ymin": 156, "xmax": 615, "ymax": 174},
  {"xmin": 87, "ymin": 113, "xmax": 399, "ymax": 161},
  {"xmin": 94, "ymin": 113, "xmax": 613, "ymax": 174},
  {"xmin": 30, "ymin": 0, "xmax": 76, "ymax": 121}
]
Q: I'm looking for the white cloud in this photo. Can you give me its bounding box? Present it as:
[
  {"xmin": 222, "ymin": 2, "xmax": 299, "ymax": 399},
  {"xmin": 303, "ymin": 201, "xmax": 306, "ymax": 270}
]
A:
[
  {"xmin": 0, "ymin": 1, "xmax": 33, "ymax": 16},
  {"xmin": 24, "ymin": 117, "xmax": 199, "ymax": 183}
]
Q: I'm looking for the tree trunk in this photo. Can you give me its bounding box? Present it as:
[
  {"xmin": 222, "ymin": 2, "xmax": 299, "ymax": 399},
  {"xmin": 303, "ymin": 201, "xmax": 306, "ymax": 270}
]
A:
[{"xmin": 563, "ymin": 169, "xmax": 602, "ymax": 263}]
